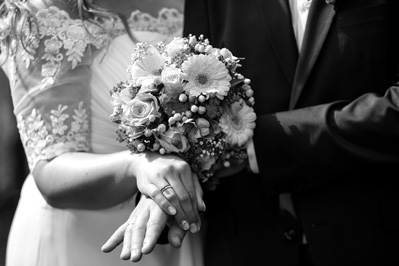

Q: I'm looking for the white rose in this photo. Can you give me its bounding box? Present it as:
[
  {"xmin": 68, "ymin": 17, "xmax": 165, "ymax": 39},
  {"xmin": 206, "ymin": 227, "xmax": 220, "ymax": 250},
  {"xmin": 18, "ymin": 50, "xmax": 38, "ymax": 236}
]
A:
[
  {"xmin": 156, "ymin": 128, "xmax": 190, "ymax": 153},
  {"xmin": 161, "ymin": 66, "xmax": 185, "ymax": 96},
  {"xmin": 124, "ymin": 93, "xmax": 161, "ymax": 127}
]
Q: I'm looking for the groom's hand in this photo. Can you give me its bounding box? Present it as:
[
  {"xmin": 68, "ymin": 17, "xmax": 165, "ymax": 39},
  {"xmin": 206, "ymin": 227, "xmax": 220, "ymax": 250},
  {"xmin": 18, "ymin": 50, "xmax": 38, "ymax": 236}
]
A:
[
  {"xmin": 166, "ymin": 220, "xmax": 188, "ymax": 248},
  {"xmin": 101, "ymin": 195, "xmax": 188, "ymax": 262}
]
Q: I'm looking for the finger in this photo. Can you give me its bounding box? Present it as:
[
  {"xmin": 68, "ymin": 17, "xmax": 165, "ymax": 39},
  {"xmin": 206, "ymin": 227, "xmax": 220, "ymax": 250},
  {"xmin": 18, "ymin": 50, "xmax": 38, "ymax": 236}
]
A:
[
  {"xmin": 193, "ymin": 173, "xmax": 206, "ymax": 212},
  {"xmin": 147, "ymin": 183, "xmax": 177, "ymax": 216},
  {"xmin": 120, "ymin": 221, "xmax": 134, "ymax": 260},
  {"xmin": 145, "ymin": 181, "xmax": 191, "ymax": 232},
  {"xmin": 168, "ymin": 219, "xmax": 188, "ymax": 248},
  {"xmin": 141, "ymin": 205, "xmax": 169, "ymax": 254},
  {"xmin": 169, "ymin": 168, "xmax": 201, "ymax": 233},
  {"xmin": 129, "ymin": 212, "xmax": 150, "ymax": 262},
  {"xmin": 160, "ymin": 181, "xmax": 192, "ymax": 231},
  {"xmin": 101, "ymin": 222, "xmax": 128, "ymax": 253}
]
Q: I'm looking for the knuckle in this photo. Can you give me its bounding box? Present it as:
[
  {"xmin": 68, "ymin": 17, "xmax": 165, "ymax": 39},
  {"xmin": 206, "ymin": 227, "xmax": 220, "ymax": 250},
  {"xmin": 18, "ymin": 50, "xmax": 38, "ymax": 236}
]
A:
[
  {"xmin": 149, "ymin": 189, "xmax": 159, "ymax": 199},
  {"xmin": 130, "ymin": 224, "xmax": 143, "ymax": 233},
  {"xmin": 178, "ymin": 162, "xmax": 190, "ymax": 171},
  {"xmin": 179, "ymin": 193, "xmax": 191, "ymax": 204},
  {"xmin": 126, "ymin": 223, "xmax": 135, "ymax": 231},
  {"xmin": 158, "ymin": 199, "xmax": 171, "ymax": 210},
  {"xmin": 187, "ymin": 192, "xmax": 195, "ymax": 201},
  {"xmin": 161, "ymin": 163, "xmax": 173, "ymax": 172},
  {"xmin": 164, "ymin": 191, "xmax": 176, "ymax": 201}
]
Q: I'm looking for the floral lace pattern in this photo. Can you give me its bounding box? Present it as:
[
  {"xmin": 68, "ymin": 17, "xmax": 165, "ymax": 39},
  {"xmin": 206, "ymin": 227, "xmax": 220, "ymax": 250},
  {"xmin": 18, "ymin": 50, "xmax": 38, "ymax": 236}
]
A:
[
  {"xmin": 36, "ymin": 6, "xmax": 116, "ymax": 86},
  {"xmin": 0, "ymin": 6, "xmax": 183, "ymax": 88},
  {"xmin": 128, "ymin": 8, "xmax": 183, "ymax": 35},
  {"xmin": 2, "ymin": 5, "xmax": 183, "ymax": 170},
  {"xmin": 17, "ymin": 102, "xmax": 90, "ymax": 170}
]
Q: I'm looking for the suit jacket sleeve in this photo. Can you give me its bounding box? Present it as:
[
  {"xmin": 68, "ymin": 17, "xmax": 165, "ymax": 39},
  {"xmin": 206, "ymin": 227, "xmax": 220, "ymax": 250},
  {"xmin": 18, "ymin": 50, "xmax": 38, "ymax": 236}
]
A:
[{"xmin": 254, "ymin": 85, "xmax": 399, "ymax": 194}]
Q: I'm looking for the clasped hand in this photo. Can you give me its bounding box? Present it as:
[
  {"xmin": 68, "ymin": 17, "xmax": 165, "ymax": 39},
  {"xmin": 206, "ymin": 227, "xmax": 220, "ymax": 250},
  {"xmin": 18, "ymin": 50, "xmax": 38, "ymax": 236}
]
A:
[
  {"xmin": 102, "ymin": 152, "xmax": 205, "ymax": 261},
  {"xmin": 101, "ymin": 152, "xmax": 248, "ymax": 262},
  {"xmin": 102, "ymin": 194, "xmax": 190, "ymax": 262},
  {"xmin": 133, "ymin": 152, "xmax": 205, "ymax": 232}
]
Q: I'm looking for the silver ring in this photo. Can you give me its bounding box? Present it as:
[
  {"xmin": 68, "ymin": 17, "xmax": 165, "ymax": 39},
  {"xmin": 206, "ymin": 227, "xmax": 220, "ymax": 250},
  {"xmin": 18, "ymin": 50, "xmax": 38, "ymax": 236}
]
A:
[{"xmin": 160, "ymin": 184, "xmax": 173, "ymax": 194}]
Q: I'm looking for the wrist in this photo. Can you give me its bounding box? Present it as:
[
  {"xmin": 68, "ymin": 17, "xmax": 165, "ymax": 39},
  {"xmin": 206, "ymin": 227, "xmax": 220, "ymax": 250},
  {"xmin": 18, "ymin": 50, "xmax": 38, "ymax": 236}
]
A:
[{"xmin": 114, "ymin": 151, "xmax": 139, "ymax": 198}]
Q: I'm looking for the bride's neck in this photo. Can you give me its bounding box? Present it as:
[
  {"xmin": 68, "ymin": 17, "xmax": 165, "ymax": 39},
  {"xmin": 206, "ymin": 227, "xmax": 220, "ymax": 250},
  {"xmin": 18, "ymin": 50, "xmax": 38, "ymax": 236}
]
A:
[{"xmin": 93, "ymin": 0, "xmax": 184, "ymax": 18}]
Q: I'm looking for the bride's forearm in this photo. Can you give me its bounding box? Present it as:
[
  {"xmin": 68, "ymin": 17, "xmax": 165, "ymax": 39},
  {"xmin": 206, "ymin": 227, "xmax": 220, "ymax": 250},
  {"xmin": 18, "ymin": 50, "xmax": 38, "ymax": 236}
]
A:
[{"xmin": 33, "ymin": 150, "xmax": 138, "ymax": 210}]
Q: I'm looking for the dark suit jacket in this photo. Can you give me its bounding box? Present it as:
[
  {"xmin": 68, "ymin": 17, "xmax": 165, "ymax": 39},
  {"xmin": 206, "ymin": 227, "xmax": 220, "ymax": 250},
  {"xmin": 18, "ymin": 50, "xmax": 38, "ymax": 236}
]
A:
[{"xmin": 184, "ymin": 0, "xmax": 399, "ymax": 265}]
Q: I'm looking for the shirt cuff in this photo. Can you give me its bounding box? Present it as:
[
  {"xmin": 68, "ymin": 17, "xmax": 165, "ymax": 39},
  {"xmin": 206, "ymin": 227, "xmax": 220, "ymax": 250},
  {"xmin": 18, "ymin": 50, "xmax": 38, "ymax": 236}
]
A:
[{"xmin": 246, "ymin": 138, "xmax": 259, "ymax": 174}]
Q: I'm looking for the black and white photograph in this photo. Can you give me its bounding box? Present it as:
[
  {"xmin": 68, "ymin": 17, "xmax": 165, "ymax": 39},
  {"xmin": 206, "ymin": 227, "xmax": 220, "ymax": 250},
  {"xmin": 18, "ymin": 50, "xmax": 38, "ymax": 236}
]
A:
[{"xmin": 1, "ymin": 0, "xmax": 398, "ymax": 265}]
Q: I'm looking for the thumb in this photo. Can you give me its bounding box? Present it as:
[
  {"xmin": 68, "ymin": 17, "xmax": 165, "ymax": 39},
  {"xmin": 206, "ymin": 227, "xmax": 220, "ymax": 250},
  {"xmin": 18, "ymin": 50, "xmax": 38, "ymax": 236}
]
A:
[{"xmin": 168, "ymin": 220, "xmax": 188, "ymax": 248}]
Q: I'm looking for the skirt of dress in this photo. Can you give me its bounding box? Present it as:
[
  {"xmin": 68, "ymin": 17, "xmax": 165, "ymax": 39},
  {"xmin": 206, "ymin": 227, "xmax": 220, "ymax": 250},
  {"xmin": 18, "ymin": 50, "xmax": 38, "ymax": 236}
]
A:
[{"xmin": 6, "ymin": 174, "xmax": 204, "ymax": 266}]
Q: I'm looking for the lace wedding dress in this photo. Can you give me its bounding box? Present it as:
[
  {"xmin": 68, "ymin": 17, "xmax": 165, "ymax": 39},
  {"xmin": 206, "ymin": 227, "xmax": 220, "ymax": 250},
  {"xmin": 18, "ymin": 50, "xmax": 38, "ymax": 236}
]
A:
[{"xmin": 2, "ymin": 5, "xmax": 203, "ymax": 266}]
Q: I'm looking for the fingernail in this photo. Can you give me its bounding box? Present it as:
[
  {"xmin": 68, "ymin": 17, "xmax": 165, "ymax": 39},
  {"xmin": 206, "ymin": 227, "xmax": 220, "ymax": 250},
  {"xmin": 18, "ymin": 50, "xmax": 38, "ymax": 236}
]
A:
[
  {"xmin": 202, "ymin": 201, "xmax": 206, "ymax": 211},
  {"xmin": 181, "ymin": 220, "xmax": 190, "ymax": 230},
  {"xmin": 168, "ymin": 206, "xmax": 176, "ymax": 215},
  {"xmin": 190, "ymin": 223, "xmax": 198, "ymax": 233}
]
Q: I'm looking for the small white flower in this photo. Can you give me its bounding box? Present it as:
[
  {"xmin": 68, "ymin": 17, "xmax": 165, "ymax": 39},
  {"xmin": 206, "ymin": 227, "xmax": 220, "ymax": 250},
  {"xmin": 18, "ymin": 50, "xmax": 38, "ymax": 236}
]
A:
[
  {"xmin": 165, "ymin": 37, "xmax": 188, "ymax": 57},
  {"xmin": 128, "ymin": 46, "xmax": 165, "ymax": 86}
]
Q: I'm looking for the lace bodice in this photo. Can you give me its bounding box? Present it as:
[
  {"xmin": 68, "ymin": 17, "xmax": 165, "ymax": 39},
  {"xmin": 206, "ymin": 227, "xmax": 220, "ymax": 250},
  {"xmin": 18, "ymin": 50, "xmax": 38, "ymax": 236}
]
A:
[
  {"xmin": 1, "ymin": 6, "xmax": 183, "ymax": 88},
  {"xmin": 0, "ymin": 4, "xmax": 183, "ymax": 171},
  {"xmin": 129, "ymin": 8, "xmax": 183, "ymax": 35}
]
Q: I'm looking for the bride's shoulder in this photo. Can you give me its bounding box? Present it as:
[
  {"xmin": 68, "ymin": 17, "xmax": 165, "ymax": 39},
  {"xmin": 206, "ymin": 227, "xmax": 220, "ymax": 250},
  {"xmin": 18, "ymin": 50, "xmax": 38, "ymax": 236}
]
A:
[
  {"xmin": 0, "ymin": 0, "xmax": 116, "ymax": 49},
  {"xmin": 0, "ymin": 0, "xmax": 117, "ymax": 86}
]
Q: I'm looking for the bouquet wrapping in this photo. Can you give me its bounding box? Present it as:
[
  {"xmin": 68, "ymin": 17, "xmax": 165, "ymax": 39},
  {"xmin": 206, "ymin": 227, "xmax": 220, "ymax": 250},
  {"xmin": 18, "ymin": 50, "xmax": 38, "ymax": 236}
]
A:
[{"xmin": 110, "ymin": 35, "xmax": 256, "ymax": 190}]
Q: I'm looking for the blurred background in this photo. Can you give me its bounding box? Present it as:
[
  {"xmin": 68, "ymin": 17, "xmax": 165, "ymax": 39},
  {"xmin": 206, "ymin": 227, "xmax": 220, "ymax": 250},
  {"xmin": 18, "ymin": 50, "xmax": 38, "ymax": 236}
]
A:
[{"xmin": 0, "ymin": 68, "xmax": 29, "ymax": 266}]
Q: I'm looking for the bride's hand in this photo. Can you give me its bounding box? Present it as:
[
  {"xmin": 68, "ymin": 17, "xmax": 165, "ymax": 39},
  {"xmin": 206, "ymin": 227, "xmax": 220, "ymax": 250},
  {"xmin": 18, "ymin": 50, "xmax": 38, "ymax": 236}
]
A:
[
  {"xmin": 132, "ymin": 152, "xmax": 205, "ymax": 233},
  {"xmin": 101, "ymin": 194, "xmax": 187, "ymax": 262}
]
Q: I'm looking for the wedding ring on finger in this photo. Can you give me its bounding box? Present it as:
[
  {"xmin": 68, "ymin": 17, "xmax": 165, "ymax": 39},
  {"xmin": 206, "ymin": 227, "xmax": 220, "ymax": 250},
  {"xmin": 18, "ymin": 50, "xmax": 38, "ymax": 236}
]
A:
[
  {"xmin": 181, "ymin": 220, "xmax": 190, "ymax": 231},
  {"xmin": 160, "ymin": 184, "xmax": 173, "ymax": 195}
]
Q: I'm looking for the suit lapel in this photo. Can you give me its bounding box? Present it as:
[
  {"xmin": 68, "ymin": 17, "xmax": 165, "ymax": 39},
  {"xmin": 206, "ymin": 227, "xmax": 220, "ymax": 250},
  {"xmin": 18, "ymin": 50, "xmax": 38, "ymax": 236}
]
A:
[
  {"xmin": 289, "ymin": 0, "xmax": 336, "ymax": 109},
  {"xmin": 256, "ymin": 0, "xmax": 298, "ymax": 86}
]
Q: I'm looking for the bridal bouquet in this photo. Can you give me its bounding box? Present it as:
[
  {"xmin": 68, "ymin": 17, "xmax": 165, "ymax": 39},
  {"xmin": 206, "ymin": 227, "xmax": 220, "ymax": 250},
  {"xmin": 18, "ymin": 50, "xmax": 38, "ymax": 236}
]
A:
[{"xmin": 110, "ymin": 35, "xmax": 256, "ymax": 190}]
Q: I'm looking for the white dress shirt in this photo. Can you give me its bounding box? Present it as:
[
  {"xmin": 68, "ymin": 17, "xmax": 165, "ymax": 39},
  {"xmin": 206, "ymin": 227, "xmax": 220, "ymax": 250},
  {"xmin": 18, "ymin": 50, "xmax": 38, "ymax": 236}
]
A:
[{"xmin": 247, "ymin": 0, "xmax": 311, "ymax": 174}]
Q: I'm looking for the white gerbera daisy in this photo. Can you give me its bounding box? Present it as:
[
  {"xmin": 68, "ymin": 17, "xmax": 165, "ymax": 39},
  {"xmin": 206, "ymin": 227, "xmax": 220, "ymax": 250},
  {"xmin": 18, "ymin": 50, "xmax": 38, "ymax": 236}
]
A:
[
  {"xmin": 182, "ymin": 54, "xmax": 231, "ymax": 98},
  {"xmin": 219, "ymin": 100, "xmax": 256, "ymax": 146},
  {"xmin": 128, "ymin": 51, "xmax": 165, "ymax": 86}
]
